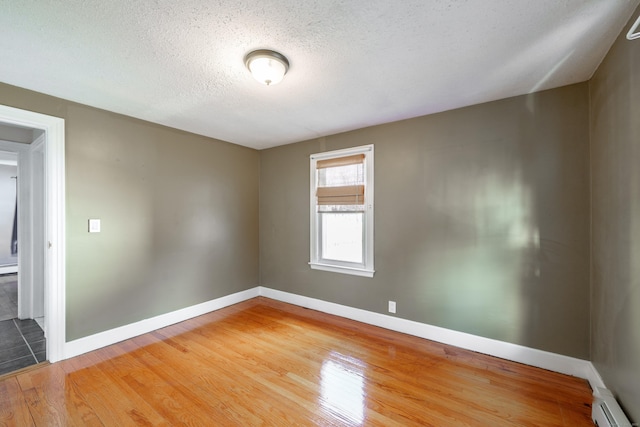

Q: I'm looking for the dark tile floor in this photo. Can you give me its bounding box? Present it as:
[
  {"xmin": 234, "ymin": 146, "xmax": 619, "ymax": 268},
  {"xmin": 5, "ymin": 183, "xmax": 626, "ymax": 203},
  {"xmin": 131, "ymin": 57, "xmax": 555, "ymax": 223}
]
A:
[{"xmin": 0, "ymin": 318, "xmax": 46, "ymax": 375}]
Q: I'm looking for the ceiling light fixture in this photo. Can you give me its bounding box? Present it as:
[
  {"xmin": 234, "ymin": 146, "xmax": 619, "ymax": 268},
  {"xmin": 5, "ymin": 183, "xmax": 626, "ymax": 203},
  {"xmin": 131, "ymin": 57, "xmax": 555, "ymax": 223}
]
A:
[{"xmin": 244, "ymin": 49, "xmax": 289, "ymax": 86}]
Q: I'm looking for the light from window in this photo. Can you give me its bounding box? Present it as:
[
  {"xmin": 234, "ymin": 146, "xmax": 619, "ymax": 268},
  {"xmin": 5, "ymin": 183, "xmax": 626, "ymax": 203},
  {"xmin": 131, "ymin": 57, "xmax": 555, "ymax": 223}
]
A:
[
  {"xmin": 321, "ymin": 212, "xmax": 363, "ymax": 263},
  {"xmin": 319, "ymin": 352, "xmax": 366, "ymax": 424}
]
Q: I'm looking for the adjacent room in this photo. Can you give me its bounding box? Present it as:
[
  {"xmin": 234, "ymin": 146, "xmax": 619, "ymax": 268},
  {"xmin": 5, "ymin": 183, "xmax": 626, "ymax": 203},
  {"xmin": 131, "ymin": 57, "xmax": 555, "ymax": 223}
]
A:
[{"xmin": 0, "ymin": 1, "xmax": 638, "ymax": 425}]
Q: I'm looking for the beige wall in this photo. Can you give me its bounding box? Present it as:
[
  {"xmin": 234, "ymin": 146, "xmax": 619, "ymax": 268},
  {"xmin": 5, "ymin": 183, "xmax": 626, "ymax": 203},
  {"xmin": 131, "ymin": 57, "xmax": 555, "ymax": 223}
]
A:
[
  {"xmin": 590, "ymin": 7, "xmax": 640, "ymax": 421},
  {"xmin": 0, "ymin": 82, "xmax": 260, "ymax": 340},
  {"xmin": 260, "ymin": 83, "xmax": 591, "ymax": 358}
]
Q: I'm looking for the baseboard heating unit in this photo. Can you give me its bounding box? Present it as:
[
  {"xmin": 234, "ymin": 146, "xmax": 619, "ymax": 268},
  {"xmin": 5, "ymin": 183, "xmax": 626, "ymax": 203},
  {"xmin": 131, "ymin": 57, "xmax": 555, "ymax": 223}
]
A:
[{"xmin": 592, "ymin": 387, "xmax": 633, "ymax": 427}]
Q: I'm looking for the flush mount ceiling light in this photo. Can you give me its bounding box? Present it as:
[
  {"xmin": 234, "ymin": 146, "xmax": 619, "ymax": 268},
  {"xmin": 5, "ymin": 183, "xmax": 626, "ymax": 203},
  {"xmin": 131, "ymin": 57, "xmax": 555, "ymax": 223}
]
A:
[{"xmin": 244, "ymin": 49, "xmax": 289, "ymax": 86}]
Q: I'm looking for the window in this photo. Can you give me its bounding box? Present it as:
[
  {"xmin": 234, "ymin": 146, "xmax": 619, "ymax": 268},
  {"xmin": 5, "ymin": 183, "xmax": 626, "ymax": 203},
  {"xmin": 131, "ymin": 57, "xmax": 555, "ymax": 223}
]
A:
[{"xmin": 309, "ymin": 145, "xmax": 374, "ymax": 277}]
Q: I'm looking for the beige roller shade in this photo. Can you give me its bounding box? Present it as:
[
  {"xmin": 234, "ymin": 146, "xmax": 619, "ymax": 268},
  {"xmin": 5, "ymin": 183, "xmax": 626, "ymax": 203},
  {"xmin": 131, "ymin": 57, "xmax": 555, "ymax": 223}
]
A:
[
  {"xmin": 317, "ymin": 185, "xmax": 365, "ymax": 205},
  {"xmin": 315, "ymin": 153, "xmax": 366, "ymax": 207},
  {"xmin": 316, "ymin": 154, "xmax": 364, "ymax": 169}
]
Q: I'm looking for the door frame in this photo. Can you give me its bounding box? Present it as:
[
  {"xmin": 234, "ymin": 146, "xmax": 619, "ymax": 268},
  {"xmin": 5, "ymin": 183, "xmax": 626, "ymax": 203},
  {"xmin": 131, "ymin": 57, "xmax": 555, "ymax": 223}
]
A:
[
  {"xmin": 0, "ymin": 105, "xmax": 65, "ymax": 363},
  {"xmin": 0, "ymin": 141, "xmax": 33, "ymax": 320}
]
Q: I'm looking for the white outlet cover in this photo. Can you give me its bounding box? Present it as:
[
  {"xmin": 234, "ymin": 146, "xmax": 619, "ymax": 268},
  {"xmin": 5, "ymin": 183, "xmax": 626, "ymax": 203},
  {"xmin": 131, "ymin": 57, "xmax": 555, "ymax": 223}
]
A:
[
  {"xmin": 88, "ymin": 219, "xmax": 101, "ymax": 233},
  {"xmin": 388, "ymin": 301, "xmax": 396, "ymax": 313}
]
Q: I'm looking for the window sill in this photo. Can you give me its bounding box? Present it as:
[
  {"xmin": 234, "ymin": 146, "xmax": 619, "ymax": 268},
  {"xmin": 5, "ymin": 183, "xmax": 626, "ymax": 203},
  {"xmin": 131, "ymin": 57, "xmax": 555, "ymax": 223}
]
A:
[{"xmin": 309, "ymin": 262, "xmax": 375, "ymax": 278}]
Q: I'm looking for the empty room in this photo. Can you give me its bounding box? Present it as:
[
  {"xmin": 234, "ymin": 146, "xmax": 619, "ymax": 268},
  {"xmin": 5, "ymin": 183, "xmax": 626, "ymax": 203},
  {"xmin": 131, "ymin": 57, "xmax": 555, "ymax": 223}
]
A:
[{"xmin": 0, "ymin": 1, "xmax": 638, "ymax": 425}]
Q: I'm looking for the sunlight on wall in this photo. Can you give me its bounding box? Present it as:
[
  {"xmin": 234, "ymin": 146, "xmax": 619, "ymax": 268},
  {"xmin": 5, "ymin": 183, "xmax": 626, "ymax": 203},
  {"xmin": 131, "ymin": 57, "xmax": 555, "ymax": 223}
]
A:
[
  {"xmin": 447, "ymin": 169, "xmax": 537, "ymax": 342},
  {"xmin": 415, "ymin": 140, "xmax": 541, "ymax": 343}
]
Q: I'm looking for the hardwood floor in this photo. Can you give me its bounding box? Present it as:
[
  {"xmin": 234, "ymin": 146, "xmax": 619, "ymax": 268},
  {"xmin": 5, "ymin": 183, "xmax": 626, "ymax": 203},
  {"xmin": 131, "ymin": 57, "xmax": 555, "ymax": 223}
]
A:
[{"xmin": 0, "ymin": 297, "xmax": 594, "ymax": 426}]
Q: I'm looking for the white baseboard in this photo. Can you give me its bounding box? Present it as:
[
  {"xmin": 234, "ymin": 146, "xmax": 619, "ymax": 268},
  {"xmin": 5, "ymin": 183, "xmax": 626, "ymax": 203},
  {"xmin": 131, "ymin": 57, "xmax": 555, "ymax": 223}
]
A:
[
  {"xmin": 60, "ymin": 284, "xmax": 606, "ymax": 393},
  {"xmin": 0, "ymin": 265, "xmax": 18, "ymax": 275},
  {"xmin": 64, "ymin": 287, "xmax": 260, "ymax": 360},
  {"xmin": 258, "ymin": 286, "xmax": 605, "ymax": 391},
  {"xmin": 585, "ymin": 361, "xmax": 606, "ymax": 390}
]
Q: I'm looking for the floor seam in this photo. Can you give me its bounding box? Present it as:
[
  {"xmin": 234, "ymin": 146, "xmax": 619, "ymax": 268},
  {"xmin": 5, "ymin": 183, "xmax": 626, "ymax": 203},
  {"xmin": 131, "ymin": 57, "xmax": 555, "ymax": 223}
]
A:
[{"xmin": 13, "ymin": 319, "xmax": 38, "ymax": 364}]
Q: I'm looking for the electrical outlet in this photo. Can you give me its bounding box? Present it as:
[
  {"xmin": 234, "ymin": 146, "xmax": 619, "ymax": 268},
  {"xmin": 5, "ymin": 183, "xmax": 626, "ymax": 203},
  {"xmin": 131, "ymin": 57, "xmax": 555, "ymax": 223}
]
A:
[{"xmin": 388, "ymin": 301, "xmax": 396, "ymax": 314}]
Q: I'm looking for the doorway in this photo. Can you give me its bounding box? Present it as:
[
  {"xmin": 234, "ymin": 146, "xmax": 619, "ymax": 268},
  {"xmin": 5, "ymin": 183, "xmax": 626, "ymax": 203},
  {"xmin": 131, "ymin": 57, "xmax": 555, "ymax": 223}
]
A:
[
  {"xmin": 0, "ymin": 150, "xmax": 19, "ymax": 325},
  {"xmin": 0, "ymin": 139, "xmax": 46, "ymax": 374},
  {"xmin": 0, "ymin": 150, "xmax": 18, "ymax": 278},
  {"xmin": 0, "ymin": 105, "xmax": 66, "ymax": 370}
]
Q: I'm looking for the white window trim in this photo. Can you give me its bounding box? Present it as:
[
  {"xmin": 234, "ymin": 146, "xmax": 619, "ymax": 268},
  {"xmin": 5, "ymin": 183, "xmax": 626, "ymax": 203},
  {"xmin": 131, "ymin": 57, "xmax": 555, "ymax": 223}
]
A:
[{"xmin": 309, "ymin": 144, "xmax": 374, "ymax": 277}]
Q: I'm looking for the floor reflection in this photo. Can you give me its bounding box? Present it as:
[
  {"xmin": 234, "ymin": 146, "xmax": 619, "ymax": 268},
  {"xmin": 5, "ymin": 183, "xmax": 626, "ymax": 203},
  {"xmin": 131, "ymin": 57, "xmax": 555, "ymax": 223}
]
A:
[{"xmin": 319, "ymin": 351, "xmax": 366, "ymax": 425}]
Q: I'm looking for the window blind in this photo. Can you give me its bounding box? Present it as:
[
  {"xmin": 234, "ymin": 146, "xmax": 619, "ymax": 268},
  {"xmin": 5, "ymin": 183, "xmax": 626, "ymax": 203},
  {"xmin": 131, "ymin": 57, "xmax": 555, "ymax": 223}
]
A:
[
  {"xmin": 316, "ymin": 185, "xmax": 364, "ymax": 205},
  {"xmin": 316, "ymin": 153, "xmax": 365, "ymax": 207},
  {"xmin": 316, "ymin": 154, "xmax": 364, "ymax": 169}
]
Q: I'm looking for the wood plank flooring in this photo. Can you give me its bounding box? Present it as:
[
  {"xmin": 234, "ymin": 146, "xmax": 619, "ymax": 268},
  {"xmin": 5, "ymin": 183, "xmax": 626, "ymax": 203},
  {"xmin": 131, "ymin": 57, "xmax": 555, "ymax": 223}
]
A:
[{"xmin": 0, "ymin": 297, "xmax": 594, "ymax": 426}]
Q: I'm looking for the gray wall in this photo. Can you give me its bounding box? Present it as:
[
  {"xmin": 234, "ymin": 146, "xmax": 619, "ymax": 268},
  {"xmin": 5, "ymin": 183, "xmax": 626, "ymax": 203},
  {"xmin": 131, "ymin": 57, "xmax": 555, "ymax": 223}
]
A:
[
  {"xmin": 0, "ymin": 83, "xmax": 260, "ymax": 340},
  {"xmin": 590, "ymin": 7, "xmax": 640, "ymax": 422},
  {"xmin": 260, "ymin": 83, "xmax": 591, "ymax": 359},
  {"xmin": 0, "ymin": 164, "xmax": 17, "ymax": 260}
]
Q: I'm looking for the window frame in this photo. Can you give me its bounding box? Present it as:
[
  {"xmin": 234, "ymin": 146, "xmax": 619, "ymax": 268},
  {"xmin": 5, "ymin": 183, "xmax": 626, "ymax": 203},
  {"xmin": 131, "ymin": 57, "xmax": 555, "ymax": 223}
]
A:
[{"xmin": 309, "ymin": 144, "xmax": 374, "ymax": 277}]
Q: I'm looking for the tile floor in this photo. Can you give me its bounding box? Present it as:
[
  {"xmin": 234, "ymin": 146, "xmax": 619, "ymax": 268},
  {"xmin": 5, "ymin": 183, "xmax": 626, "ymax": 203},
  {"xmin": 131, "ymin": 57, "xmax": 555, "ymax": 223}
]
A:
[{"xmin": 0, "ymin": 274, "xmax": 46, "ymax": 376}]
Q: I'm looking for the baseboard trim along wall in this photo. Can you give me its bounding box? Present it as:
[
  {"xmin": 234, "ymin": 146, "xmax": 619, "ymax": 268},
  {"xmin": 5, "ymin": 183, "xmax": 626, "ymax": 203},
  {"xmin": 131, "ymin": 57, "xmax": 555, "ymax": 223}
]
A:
[
  {"xmin": 63, "ymin": 287, "xmax": 260, "ymax": 360},
  {"xmin": 0, "ymin": 265, "xmax": 18, "ymax": 275},
  {"xmin": 258, "ymin": 286, "xmax": 606, "ymax": 392},
  {"xmin": 62, "ymin": 284, "xmax": 606, "ymax": 392}
]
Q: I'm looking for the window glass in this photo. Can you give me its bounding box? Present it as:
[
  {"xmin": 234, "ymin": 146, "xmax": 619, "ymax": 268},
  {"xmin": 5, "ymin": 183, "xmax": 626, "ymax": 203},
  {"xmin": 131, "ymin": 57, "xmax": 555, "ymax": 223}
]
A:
[{"xmin": 320, "ymin": 212, "xmax": 363, "ymax": 263}]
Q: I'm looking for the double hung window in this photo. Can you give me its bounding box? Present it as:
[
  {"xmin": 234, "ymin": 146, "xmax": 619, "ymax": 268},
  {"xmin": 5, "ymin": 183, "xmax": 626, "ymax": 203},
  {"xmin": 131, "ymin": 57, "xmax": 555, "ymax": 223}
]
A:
[{"xmin": 309, "ymin": 145, "xmax": 374, "ymax": 277}]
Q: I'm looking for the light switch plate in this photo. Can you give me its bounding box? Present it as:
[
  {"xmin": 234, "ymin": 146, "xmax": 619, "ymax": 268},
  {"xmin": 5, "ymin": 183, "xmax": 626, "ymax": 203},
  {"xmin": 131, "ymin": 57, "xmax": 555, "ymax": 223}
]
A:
[{"xmin": 88, "ymin": 219, "xmax": 101, "ymax": 233}]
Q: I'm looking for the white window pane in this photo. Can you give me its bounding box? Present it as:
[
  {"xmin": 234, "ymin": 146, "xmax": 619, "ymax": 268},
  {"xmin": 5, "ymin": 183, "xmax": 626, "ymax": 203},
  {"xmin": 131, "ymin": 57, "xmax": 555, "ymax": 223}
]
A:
[
  {"xmin": 321, "ymin": 213, "xmax": 363, "ymax": 263},
  {"xmin": 319, "ymin": 164, "xmax": 364, "ymax": 187}
]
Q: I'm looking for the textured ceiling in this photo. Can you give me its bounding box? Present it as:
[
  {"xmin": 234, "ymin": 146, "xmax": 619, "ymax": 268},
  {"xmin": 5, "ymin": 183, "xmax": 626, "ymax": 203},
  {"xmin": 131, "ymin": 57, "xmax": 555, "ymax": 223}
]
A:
[{"xmin": 1, "ymin": 1, "xmax": 639, "ymax": 150}]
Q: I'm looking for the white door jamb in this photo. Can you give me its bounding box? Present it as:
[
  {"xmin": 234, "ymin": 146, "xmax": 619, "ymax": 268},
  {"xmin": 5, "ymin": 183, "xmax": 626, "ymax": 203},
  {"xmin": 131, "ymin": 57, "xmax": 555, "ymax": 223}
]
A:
[{"xmin": 0, "ymin": 105, "xmax": 66, "ymax": 363}]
